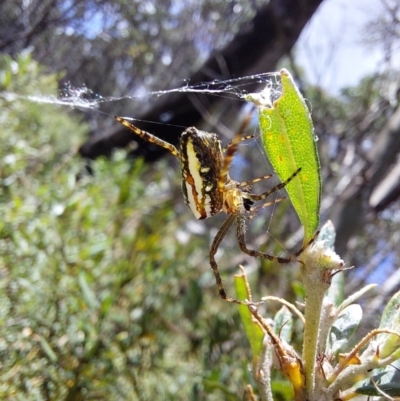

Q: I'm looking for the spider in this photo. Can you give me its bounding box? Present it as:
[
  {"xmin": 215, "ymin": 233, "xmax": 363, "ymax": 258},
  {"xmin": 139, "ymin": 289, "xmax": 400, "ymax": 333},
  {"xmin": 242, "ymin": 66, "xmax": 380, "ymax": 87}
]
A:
[{"xmin": 116, "ymin": 115, "xmax": 315, "ymax": 304}]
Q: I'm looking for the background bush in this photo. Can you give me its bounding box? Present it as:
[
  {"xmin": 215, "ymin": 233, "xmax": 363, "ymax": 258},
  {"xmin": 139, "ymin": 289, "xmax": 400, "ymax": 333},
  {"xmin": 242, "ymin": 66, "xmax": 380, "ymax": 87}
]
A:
[{"xmin": 1, "ymin": 52, "xmax": 280, "ymax": 401}]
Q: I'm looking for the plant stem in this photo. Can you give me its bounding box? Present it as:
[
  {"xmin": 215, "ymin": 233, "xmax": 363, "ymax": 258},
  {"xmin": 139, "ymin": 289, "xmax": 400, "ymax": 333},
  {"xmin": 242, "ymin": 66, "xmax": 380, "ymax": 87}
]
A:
[{"xmin": 301, "ymin": 272, "xmax": 327, "ymax": 398}]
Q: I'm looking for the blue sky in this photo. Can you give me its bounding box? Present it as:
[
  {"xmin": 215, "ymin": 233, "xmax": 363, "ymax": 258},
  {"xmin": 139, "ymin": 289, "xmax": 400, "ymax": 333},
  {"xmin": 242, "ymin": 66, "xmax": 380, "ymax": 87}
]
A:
[{"xmin": 296, "ymin": 0, "xmax": 399, "ymax": 94}]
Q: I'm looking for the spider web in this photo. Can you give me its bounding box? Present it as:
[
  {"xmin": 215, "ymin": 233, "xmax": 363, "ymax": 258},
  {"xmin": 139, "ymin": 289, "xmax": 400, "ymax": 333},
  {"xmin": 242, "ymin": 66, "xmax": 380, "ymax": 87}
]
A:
[{"xmin": 2, "ymin": 72, "xmax": 282, "ymax": 112}]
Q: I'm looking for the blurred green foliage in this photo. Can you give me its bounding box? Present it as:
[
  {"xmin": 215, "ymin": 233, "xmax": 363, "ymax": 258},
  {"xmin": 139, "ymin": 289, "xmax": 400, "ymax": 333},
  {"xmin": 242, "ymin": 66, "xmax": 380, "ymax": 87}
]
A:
[{"xmin": 0, "ymin": 53, "xmax": 268, "ymax": 400}]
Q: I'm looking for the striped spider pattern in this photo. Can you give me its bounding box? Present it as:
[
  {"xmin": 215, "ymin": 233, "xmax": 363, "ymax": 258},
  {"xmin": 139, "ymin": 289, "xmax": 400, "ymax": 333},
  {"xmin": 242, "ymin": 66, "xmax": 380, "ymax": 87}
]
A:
[{"xmin": 116, "ymin": 116, "xmax": 315, "ymax": 303}]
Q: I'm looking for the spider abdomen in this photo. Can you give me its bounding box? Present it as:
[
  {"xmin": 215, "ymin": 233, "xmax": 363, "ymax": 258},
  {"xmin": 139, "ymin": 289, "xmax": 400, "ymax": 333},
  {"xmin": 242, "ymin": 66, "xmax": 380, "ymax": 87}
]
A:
[{"xmin": 180, "ymin": 127, "xmax": 224, "ymax": 220}]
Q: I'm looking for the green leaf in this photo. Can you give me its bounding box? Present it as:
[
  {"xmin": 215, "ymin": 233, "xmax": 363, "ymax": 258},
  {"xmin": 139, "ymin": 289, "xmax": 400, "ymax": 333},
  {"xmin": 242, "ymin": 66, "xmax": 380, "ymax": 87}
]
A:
[
  {"xmin": 39, "ymin": 336, "xmax": 58, "ymax": 363},
  {"xmin": 317, "ymin": 220, "xmax": 336, "ymax": 250},
  {"xmin": 378, "ymin": 290, "xmax": 400, "ymax": 358},
  {"xmin": 246, "ymin": 69, "xmax": 321, "ymax": 241},
  {"xmin": 234, "ymin": 274, "xmax": 264, "ymax": 362},
  {"xmin": 356, "ymin": 361, "xmax": 400, "ymax": 397},
  {"xmin": 271, "ymin": 379, "xmax": 295, "ymax": 401},
  {"xmin": 330, "ymin": 304, "xmax": 363, "ymax": 354},
  {"xmin": 356, "ymin": 292, "xmax": 400, "ymax": 397},
  {"xmin": 273, "ymin": 306, "xmax": 293, "ymax": 343},
  {"xmin": 319, "ymin": 222, "xmax": 345, "ymax": 305},
  {"xmin": 78, "ymin": 272, "xmax": 99, "ymax": 310},
  {"xmin": 356, "ymin": 382, "xmax": 400, "ymax": 397}
]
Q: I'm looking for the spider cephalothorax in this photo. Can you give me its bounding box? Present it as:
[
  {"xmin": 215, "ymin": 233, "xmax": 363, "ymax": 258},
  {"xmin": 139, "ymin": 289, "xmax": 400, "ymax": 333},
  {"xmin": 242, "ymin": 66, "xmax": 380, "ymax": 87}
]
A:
[{"xmin": 116, "ymin": 116, "xmax": 314, "ymax": 303}]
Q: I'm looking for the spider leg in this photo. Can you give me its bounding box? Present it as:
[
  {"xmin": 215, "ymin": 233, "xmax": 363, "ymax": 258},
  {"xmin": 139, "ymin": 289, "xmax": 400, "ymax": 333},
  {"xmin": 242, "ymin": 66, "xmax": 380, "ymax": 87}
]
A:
[
  {"xmin": 218, "ymin": 114, "xmax": 253, "ymax": 191},
  {"xmin": 248, "ymin": 197, "xmax": 285, "ymax": 215},
  {"xmin": 223, "ymin": 135, "xmax": 254, "ymax": 151},
  {"xmin": 209, "ymin": 214, "xmax": 249, "ymax": 304},
  {"xmin": 218, "ymin": 134, "xmax": 246, "ymax": 191},
  {"xmin": 243, "ymin": 168, "xmax": 302, "ymax": 202},
  {"xmin": 237, "ymin": 174, "xmax": 272, "ymax": 188},
  {"xmin": 223, "ymin": 111, "xmax": 253, "ymax": 150},
  {"xmin": 237, "ymin": 218, "xmax": 319, "ymax": 263},
  {"xmin": 115, "ymin": 116, "xmax": 180, "ymax": 158}
]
